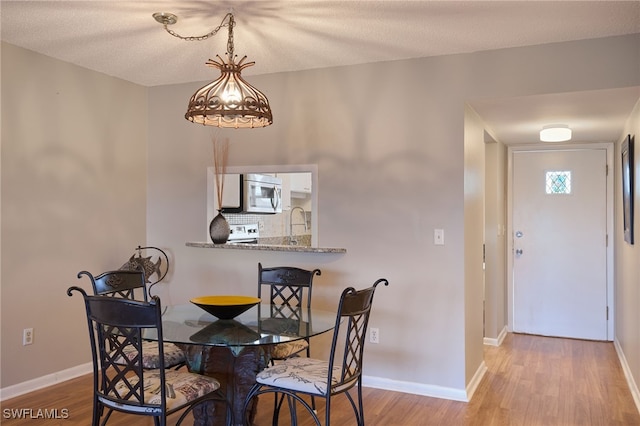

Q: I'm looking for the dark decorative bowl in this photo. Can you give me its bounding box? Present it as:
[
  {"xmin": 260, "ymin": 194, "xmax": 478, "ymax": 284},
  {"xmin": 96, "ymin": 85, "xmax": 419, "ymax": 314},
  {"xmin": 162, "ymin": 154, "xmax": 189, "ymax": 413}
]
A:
[
  {"xmin": 189, "ymin": 320, "xmax": 261, "ymax": 345},
  {"xmin": 190, "ymin": 295, "xmax": 260, "ymax": 320}
]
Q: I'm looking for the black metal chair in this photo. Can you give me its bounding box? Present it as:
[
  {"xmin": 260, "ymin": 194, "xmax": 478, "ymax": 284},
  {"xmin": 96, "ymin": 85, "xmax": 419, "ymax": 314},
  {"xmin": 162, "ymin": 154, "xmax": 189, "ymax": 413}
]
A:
[
  {"xmin": 243, "ymin": 278, "xmax": 389, "ymax": 426},
  {"xmin": 77, "ymin": 269, "xmax": 186, "ymax": 369},
  {"xmin": 258, "ymin": 263, "xmax": 322, "ymax": 363},
  {"xmin": 67, "ymin": 286, "xmax": 229, "ymax": 426}
]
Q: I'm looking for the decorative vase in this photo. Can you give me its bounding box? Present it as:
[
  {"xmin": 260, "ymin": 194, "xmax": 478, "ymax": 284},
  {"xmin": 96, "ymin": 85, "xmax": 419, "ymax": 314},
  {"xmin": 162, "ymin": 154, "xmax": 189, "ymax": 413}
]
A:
[{"xmin": 209, "ymin": 210, "xmax": 230, "ymax": 244}]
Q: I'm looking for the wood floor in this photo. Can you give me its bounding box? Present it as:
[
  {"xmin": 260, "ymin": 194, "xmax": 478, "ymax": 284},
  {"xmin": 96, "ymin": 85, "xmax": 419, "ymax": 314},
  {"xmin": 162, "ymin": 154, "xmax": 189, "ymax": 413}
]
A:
[{"xmin": 2, "ymin": 333, "xmax": 639, "ymax": 425}]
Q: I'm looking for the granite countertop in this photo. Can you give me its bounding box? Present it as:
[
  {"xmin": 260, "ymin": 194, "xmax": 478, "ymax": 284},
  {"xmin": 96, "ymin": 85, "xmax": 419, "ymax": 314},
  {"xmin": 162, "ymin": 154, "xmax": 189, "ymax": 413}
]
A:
[{"xmin": 186, "ymin": 241, "xmax": 346, "ymax": 253}]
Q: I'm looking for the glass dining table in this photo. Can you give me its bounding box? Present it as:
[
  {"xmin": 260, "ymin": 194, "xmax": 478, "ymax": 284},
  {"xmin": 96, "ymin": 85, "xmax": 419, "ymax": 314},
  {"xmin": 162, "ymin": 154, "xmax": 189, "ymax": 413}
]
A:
[{"xmin": 144, "ymin": 302, "xmax": 337, "ymax": 426}]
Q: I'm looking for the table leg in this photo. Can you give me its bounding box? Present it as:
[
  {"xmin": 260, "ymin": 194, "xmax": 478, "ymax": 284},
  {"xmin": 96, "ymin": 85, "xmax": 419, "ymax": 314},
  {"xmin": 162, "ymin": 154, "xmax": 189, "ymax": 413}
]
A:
[{"xmin": 182, "ymin": 345, "xmax": 268, "ymax": 426}]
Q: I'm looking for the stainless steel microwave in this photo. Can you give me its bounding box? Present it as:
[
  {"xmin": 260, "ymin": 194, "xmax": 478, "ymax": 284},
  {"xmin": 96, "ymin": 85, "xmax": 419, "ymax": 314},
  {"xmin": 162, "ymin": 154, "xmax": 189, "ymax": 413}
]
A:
[{"xmin": 220, "ymin": 173, "xmax": 282, "ymax": 214}]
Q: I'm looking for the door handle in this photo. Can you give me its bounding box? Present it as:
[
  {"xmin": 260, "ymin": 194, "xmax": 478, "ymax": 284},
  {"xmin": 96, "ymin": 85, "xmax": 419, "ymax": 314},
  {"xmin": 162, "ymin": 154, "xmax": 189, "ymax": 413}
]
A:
[{"xmin": 271, "ymin": 186, "xmax": 281, "ymax": 210}]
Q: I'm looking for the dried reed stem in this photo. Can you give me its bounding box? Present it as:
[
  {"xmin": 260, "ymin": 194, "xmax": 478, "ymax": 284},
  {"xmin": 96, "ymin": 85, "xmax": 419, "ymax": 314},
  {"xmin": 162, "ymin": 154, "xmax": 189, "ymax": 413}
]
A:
[{"xmin": 213, "ymin": 137, "xmax": 230, "ymax": 210}]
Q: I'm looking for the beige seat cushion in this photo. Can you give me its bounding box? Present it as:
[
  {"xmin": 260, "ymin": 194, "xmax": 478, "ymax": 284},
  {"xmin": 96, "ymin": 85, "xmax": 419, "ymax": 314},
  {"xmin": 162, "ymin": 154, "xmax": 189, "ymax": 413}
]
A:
[
  {"xmin": 268, "ymin": 340, "xmax": 309, "ymax": 360},
  {"xmin": 256, "ymin": 357, "xmax": 342, "ymax": 395},
  {"xmin": 109, "ymin": 370, "xmax": 220, "ymax": 412},
  {"xmin": 113, "ymin": 341, "xmax": 185, "ymax": 369}
]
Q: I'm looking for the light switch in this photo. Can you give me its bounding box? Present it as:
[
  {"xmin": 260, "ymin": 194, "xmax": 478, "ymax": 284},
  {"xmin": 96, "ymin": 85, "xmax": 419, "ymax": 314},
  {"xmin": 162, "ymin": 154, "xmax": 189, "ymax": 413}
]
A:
[{"xmin": 434, "ymin": 229, "xmax": 445, "ymax": 245}]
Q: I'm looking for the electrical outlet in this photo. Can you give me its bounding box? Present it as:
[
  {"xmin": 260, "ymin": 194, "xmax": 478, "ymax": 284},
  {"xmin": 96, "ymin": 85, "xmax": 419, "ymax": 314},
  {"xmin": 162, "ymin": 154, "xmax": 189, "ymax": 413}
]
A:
[
  {"xmin": 23, "ymin": 328, "xmax": 33, "ymax": 346},
  {"xmin": 369, "ymin": 327, "xmax": 379, "ymax": 344}
]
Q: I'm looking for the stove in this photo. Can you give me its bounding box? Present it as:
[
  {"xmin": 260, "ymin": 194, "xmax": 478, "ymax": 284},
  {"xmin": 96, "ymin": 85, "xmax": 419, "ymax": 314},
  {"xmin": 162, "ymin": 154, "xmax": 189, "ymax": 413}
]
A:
[{"xmin": 228, "ymin": 223, "xmax": 260, "ymax": 243}]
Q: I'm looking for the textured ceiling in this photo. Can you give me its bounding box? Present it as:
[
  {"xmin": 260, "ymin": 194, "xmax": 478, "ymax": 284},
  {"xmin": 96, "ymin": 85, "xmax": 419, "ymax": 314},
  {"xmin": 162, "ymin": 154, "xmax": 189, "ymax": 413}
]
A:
[{"xmin": 1, "ymin": 0, "xmax": 639, "ymax": 144}]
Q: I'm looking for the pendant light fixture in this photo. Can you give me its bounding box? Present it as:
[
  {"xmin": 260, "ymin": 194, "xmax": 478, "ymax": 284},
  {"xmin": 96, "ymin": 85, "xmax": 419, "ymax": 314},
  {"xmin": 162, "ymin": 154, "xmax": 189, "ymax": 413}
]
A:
[
  {"xmin": 153, "ymin": 12, "xmax": 273, "ymax": 128},
  {"xmin": 540, "ymin": 124, "xmax": 572, "ymax": 142}
]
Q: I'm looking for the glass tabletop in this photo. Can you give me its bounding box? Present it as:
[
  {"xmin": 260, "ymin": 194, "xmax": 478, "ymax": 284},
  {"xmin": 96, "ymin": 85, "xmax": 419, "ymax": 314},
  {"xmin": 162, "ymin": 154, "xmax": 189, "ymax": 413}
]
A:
[{"xmin": 144, "ymin": 303, "xmax": 337, "ymax": 347}]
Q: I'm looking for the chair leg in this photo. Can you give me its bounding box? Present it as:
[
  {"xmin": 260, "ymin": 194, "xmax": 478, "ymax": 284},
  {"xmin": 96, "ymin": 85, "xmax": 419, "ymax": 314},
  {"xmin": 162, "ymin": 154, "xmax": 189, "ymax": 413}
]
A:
[
  {"xmin": 344, "ymin": 389, "xmax": 362, "ymax": 426},
  {"xmin": 325, "ymin": 396, "xmax": 331, "ymax": 426},
  {"xmin": 92, "ymin": 397, "xmax": 99, "ymax": 426},
  {"xmin": 357, "ymin": 384, "xmax": 365, "ymax": 426},
  {"xmin": 273, "ymin": 392, "xmax": 283, "ymax": 426},
  {"xmin": 247, "ymin": 387, "xmax": 321, "ymax": 426},
  {"xmin": 304, "ymin": 346, "xmax": 317, "ymax": 412},
  {"xmin": 243, "ymin": 383, "xmax": 263, "ymax": 426},
  {"xmin": 287, "ymin": 394, "xmax": 297, "ymax": 425},
  {"xmin": 272, "ymin": 394, "xmax": 280, "ymax": 426},
  {"xmin": 100, "ymin": 407, "xmax": 113, "ymax": 426}
]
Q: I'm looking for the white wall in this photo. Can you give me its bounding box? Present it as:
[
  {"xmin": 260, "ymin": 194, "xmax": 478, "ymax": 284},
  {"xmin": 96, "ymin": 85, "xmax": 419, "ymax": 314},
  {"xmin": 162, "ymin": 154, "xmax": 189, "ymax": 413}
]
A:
[
  {"xmin": 483, "ymin": 135, "xmax": 508, "ymax": 342},
  {"xmin": 1, "ymin": 34, "xmax": 639, "ymax": 400},
  {"xmin": 616, "ymin": 98, "xmax": 640, "ymax": 406},
  {"xmin": 0, "ymin": 42, "xmax": 147, "ymax": 389},
  {"xmin": 463, "ymin": 104, "xmax": 489, "ymax": 387}
]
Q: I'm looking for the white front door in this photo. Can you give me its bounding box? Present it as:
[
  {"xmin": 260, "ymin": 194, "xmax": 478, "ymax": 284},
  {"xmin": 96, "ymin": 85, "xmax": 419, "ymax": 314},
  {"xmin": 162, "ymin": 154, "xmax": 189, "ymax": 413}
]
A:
[{"xmin": 512, "ymin": 148, "xmax": 609, "ymax": 340}]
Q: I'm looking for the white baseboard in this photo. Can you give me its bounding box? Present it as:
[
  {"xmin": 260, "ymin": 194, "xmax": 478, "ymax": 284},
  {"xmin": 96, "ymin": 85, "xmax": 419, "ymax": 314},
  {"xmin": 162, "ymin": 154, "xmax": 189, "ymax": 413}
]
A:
[
  {"xmin": 0, "ymin": 362, "xmax": 92, "ymax": 402},
  {"xmin": 614, "ymin": 339, "xmax": 640, "ymax": 413},
  {"xmin": 483, "ymin": 326, "xmax": 508, "ymax": 346},
  {"xmin": 466, "ymin": 360, "xmax": 488, "ymax": 400},
  {"xmin": 362, "ymin": 352, "xmax": 489, "ymax": 403},
  {"xmin": 363, "ymin": 374, "xmax": 470, "ymax": 402},
  {"xmin": 4, "ymin": 362, "xmax": 488, "ymax": 406}
]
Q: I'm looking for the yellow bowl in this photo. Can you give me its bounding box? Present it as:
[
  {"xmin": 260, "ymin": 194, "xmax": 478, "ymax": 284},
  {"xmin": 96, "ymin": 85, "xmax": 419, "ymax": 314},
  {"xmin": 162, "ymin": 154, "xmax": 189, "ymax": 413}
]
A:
[{"xmin": 190, "ymin": 295, "xmax": 260, "ymax": 320}]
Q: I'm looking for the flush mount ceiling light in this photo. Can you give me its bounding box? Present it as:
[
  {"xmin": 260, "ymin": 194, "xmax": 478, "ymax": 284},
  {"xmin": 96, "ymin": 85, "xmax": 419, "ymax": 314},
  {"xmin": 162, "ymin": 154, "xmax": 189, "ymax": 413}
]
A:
[
  {"xmin": 540, "ymin": 124, "xmax": 572, "ymax": 142},
  {"xmin": 153, "ymin": 12, "xmax": 273, "ymax": 129}
]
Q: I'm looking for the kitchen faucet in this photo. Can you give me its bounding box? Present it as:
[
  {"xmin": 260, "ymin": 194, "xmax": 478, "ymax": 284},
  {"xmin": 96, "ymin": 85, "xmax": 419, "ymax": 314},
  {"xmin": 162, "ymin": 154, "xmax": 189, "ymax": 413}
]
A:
[{"xmin": 289, "ymin": 206, "xmax": 307, "ymax": 245}]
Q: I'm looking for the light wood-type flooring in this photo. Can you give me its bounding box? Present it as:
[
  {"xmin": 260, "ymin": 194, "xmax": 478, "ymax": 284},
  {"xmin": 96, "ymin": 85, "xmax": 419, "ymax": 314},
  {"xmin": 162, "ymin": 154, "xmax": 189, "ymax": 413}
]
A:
[{"xmin": 2, "ymin": 333, "xmax": 639, "ymax": 425}]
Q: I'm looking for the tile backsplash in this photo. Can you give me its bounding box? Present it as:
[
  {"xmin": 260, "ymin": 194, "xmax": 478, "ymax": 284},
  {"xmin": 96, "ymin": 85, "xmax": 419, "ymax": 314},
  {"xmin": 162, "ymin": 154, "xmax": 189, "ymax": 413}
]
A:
[{"xmin": 226, "ymin": 211, "xmax": 311, "ymax": 239}]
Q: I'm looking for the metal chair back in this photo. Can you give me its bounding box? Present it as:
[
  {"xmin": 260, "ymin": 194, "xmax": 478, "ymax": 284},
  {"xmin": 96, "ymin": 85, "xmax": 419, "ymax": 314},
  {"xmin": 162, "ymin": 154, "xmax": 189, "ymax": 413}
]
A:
[
  {"xmin": 328, "ymin": 279, "xmax": 387, "ymax": 394},
  {"xmin": 258, "ymin": 263, "xmax": 321, "ymax": 315},
  {"xmin": 77, "ymin": 269, "xmax": 148, "ymax": 301},
  {"xmin": 66, "ymin": 286, "xmax": 223, "ymax": 426}
]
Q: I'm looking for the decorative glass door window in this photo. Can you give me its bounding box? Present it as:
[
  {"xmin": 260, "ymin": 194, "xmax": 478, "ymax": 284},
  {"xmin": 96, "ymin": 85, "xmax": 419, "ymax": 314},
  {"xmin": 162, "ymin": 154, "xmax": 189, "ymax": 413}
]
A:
[{"xmin": 546, "ymin": 171, "xmax": 571, "ymax": 194}]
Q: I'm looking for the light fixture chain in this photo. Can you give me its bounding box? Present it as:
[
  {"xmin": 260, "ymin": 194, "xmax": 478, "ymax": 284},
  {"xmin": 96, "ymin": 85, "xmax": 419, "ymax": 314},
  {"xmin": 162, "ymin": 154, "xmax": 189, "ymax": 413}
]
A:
[
  {"xmin": 227, "ymin": 14, "xmax": 235, "ymax": 58},
  {"xmin": 162, "ymin": 12, "xmax": 234, "ymax": 42}
]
